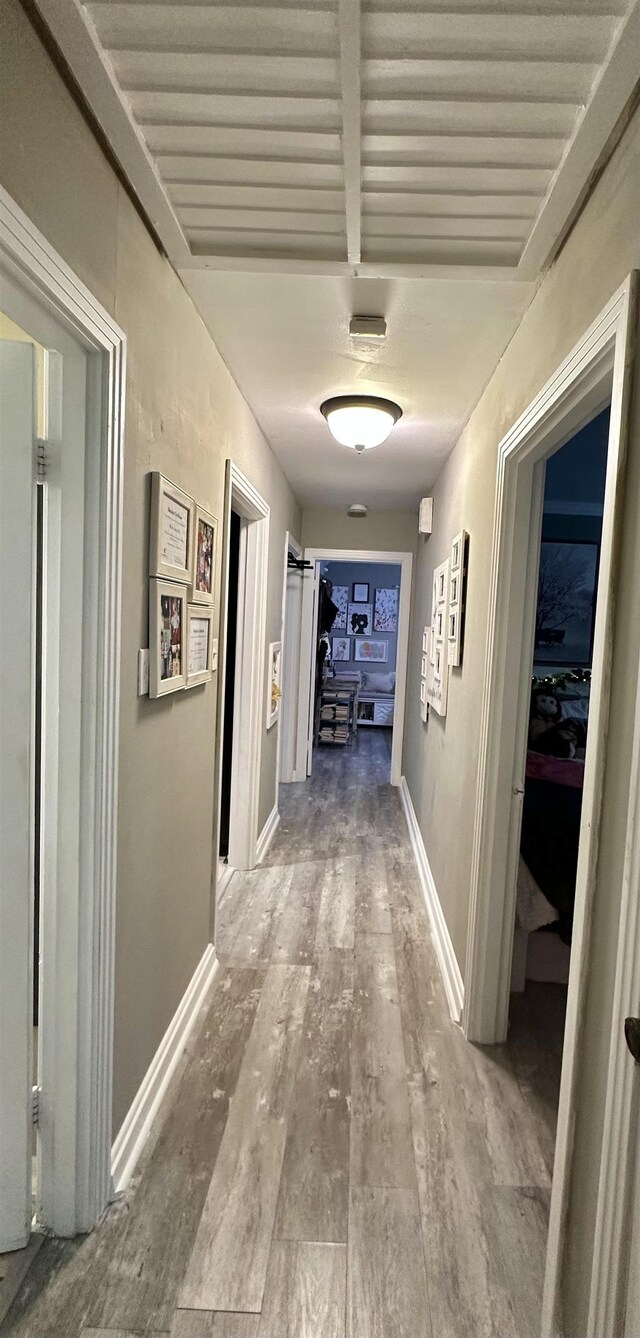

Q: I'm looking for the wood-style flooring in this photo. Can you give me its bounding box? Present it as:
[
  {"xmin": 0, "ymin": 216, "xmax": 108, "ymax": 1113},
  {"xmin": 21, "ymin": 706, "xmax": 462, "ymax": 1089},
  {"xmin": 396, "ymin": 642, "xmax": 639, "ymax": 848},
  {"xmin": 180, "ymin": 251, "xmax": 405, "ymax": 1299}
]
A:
[{"xmin": 0, "ymin": 730, "xmax": 565, "ymax": 1338}]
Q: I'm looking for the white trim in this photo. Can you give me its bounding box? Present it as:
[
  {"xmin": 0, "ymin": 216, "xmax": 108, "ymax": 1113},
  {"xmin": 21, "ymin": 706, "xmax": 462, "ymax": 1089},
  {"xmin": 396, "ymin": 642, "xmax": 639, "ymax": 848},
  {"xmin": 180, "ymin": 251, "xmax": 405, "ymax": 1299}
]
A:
[
  {"xmin": 518, "ymin": 2, "xmax": 640, "ymax": 279},
  {"xmin": 461, "ymin": 274, "xmax": 638, "ymax": 1338},
  {"xmin": 111, "ymin": 945, "xmax": 219, "ymax": 1194},
  {"xmin": 297, "ymin": 548, "xmax": 413, "ymax": 786},
  {"xmin": 256, "ymin": 805, "xmax": 281, "ymax": 865},
  {"xmin": 399, "ymin": 777, "xmax": 464, "ymax": 1023},
  {"xmin": 0, "ymin": 185, "xmax": 125, "ymax": 1234},
  {"xmin": 216, "ymin": 862, "xmax": 234, "ymax": 905}
]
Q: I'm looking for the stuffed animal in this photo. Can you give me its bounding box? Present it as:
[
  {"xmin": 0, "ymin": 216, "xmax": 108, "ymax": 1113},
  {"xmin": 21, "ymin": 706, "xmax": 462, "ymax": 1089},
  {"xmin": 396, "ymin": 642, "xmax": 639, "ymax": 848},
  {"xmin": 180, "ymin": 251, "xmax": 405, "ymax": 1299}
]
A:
[
  {"xmin": 529, "ymin": 687, "xmax": 562, "ymax": 748},
  {"xmin": 536, "ymin": 717, "xmax": 587, "ymax": 760}
]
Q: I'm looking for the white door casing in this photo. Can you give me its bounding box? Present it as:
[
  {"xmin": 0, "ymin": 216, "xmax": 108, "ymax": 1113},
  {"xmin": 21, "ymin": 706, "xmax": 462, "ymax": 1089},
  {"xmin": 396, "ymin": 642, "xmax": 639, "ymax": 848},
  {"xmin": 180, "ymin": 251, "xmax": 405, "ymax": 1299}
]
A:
[
  {"xmin": 278, "ymin": 533, "xmax": 303, "ymax": 787},
  {"xmin": 462, "ymin": 274, "xmax": 639, "ymax": 1336},
  {"xmin": 0, "ymin": 186, "xmax": 125, "ymax": 1235},
  {"xmin": 0, "ymin": 342, "xmax": 36, "ymax": 1252}
]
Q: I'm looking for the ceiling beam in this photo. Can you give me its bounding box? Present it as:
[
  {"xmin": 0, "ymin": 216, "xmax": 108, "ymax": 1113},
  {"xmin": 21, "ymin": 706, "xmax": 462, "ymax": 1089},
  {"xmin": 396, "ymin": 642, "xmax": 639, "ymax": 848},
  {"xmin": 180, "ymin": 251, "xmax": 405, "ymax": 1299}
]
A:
[
  {"xmin": 178, "ymin": 253, "xmax": 533, "ymax": 285},
  {"xmin": 337, "ymin": 0, "xmax": 362, "ymax": 265},
  {"xmin": 34, "ymin": 0, "xmax": 192, "ymax": 268},
  {"xmin": 517, "ymin": 0, "xmax": 640, "ymax": 278}
]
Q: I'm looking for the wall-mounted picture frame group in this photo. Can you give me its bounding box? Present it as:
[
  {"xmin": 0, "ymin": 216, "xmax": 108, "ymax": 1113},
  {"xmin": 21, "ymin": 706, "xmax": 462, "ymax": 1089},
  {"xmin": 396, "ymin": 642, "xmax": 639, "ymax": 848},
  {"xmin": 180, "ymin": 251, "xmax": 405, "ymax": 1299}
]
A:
[
  {"xmin": 147, "ymin": 473, "xmax": 218, "ymax": 698},
  {"xmin": 267, "ymin": 641, "xmax": 282, "ymax": 728},
  {"xmin": 150, "ymin": 579, "xmax": 188, "ymax": 697}
]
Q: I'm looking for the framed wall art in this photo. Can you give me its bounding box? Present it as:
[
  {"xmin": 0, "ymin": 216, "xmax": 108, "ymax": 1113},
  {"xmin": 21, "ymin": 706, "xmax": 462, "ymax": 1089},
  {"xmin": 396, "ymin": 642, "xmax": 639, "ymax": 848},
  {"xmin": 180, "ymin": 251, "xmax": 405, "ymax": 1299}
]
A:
[
  {"xmin": 186, "ymin": 604, "xmax": 215, "ymax": 688},
  {"xmin": 332, "ymin": 636, "xmax": 351, "ymax": 661},
  {"xmin": 354, "ymin": 638, "xmax": 388, "ymax": 663},
  {"xmin": 149, "ymin": 473, "xmax": 195, "ymax": 585},
  {"xmin": 448, "ymin": 528, "xmax": 468, "ymax": 667},
  {"xmin": 347, "ymin": 602, "xmax": 372, "ymax": 635},
  {"xmin": 149, "ymin": 579, "xmax": 188, "ymax": 697},
  {"xmin": 191, "ymin": 506, "xmax": 217, "ymax": 606},
  {"xmin": 426, "ymin": 557, "xmax": 449, "ymax": 716},
  {"xmin": 267, "ymin": 641, "xmax": 282, "ymax": 728},
  {"xmin": 353, "ymin": 582, "xmax": 369, "ymax": 602},
  {"xmin": 374, "ymin": 586, "xmax": 398, "ymax": 632},
  {"xmin": 332, "ymin": 585, "xmax": 349, "ymax": 631}
]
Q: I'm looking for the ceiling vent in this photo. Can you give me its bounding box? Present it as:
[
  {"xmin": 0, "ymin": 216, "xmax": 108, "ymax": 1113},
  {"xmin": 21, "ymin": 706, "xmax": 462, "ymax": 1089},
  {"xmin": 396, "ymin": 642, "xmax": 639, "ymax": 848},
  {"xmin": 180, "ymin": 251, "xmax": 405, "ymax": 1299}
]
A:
[
  {"xmin": 347, "ymin": 503, "xmax": 368, "ymax": 518},
  {"xmin": 349, "ymin": 316, "xmax": 387, "ymax": 339}
]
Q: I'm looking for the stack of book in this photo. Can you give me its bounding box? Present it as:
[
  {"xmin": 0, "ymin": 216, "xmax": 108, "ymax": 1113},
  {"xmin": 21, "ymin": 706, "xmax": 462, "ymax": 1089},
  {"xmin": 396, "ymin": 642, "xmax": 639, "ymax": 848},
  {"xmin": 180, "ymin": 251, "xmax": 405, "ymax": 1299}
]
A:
[{"xmin": 317, "ymin": 683, "xmax": 357, "ymax": 746}]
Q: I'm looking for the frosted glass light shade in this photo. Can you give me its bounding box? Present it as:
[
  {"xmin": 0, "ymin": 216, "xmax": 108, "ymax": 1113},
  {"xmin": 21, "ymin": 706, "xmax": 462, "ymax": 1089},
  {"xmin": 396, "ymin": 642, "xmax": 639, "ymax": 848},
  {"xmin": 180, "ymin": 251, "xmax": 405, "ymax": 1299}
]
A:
[{"xmin": 320, "ymin": 396, "xmax": 402, "ymax": 451}]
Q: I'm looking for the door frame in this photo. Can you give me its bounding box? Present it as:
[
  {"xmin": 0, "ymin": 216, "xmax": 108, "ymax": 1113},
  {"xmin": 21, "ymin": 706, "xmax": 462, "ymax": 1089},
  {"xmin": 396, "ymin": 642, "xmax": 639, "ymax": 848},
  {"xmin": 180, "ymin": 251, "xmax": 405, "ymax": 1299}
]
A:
[
  {"xmin": 277, "ymin": 532, "xmax": 303, "ymax": 788},
  {"xmin": 296, "ymin": 548, "xmax": 413, "ymax": 785},
  {"xmin": 0, "ymin": 187, "xmax": 125, "ymax": 1233},
  {"xmin": 462, "ymin": 275, "xmax": 638, "ymax": 1335},
  {"xmin": 214, "ymin": 462, "xmax": 269, "ymax": 896}
]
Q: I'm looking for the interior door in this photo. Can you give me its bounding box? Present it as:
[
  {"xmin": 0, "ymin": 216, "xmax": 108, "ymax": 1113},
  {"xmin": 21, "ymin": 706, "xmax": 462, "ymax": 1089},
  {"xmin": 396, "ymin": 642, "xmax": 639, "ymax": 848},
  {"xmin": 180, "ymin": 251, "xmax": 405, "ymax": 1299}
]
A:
[{"xmin": 0, "ymin": 341, "xmax": 36, "ymax": 1250}]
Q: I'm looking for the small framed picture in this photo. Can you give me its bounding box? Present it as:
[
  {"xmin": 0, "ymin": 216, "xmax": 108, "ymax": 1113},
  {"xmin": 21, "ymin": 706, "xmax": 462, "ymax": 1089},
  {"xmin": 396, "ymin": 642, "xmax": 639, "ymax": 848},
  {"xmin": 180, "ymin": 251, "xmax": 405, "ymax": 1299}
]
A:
[
  {"xmin": 150, "ymin": 579, "xmax": 188, "ymax": 696},
  {"xmin": 437, "ymin": 568, "xmax": 446, "ymax": 601},
  {"xmin": 347, "ymin": 602, "xmax": 372, "ymax": 635},
  {"xmin": 436, "ymin": 608, "xmax": 444, "ymax": 640},
  {"xmin": 149, "ymin": 473, "xmax": 195, "ymax": 584},
  {"xmin": 420, "ymin": 679, "xmax": 426, "ymax": 704},
  {"xmin": 451, "ymin": 529, "xmax": 466, "ymax": 574},
  {"xmin": 353, "ymin": 582, "xmax": 369, "ymax": 603},
  {"xmin": 435, "ymin": 644, "xmax": 442, "ymax": 679},
  {"xmin": 421, "ymin": 653, "xmax": 428, "ymax": 678},
  {"xmin": 449, "ymin": 610, "xmax": 458, "ymax": 642},
  {"xmin": 430, "ymin": 624, "xmax": 436, "ymax": 665},
  {"xmin": 422, "ymin": 626, "xmax": 429, "ymax": 653},
  {"xmin": 186, "ymin": 605, "xmax": 215, "ymax": 688},
  {"xmin": 332, "ymin": 636, "xmax": 351, "ymax": 662},
  {"xmin": 267, "ymin": 641, "xmax": 282, "ymax": 728},
  {"xmin": 191, "ymin": 506, "xmax": 217, "ymax": 606},
  {"xmin": 450, "ymin": 572, "xmax": 459, "ymax": 608},
  {"xmin": 354, "ymin": 638, "xmax": 388, "ymax": 663}
]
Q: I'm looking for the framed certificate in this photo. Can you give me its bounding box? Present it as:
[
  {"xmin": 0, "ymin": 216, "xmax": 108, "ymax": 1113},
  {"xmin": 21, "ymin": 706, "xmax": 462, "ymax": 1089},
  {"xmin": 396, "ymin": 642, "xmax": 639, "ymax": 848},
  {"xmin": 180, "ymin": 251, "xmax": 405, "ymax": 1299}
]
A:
[
  {"xmin": 186, "ymin": 605, "xmax": 215, "ymax": 688},
  {"xmin": 149, "ymin": 473, "xmax": 194, "ymax": 584}
]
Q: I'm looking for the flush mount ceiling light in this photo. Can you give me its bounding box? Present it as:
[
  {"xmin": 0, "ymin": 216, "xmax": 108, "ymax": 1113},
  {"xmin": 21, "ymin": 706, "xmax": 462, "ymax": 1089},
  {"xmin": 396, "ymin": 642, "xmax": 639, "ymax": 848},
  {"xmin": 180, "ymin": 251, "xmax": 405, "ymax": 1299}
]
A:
[{"xmin": 320, "ymin": 395, "xmax": 402, "ymax": 454}]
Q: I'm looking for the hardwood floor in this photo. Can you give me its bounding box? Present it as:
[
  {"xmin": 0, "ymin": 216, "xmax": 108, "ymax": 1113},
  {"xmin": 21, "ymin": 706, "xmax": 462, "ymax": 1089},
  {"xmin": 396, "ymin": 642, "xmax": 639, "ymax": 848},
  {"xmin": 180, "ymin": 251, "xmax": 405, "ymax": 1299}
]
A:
[{"xmin": 0, "ymin": 730, "xmax": 563, "ymax": 1338}]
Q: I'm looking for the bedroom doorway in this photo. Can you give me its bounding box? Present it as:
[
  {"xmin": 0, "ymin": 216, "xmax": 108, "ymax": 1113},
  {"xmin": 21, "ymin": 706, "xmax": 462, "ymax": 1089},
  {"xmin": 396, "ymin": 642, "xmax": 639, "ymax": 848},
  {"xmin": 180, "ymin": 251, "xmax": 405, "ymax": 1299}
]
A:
[
  {"xmin": 509, "ymin": 407, "xmax": 610, "ymax": 1030},
  {"xmin": 463, "ymin": 276, "xmax": 640, "ymax": 1337},
  {"xmin": 296, "ymin": 547, "xmax": 413, "ymax": 787}
]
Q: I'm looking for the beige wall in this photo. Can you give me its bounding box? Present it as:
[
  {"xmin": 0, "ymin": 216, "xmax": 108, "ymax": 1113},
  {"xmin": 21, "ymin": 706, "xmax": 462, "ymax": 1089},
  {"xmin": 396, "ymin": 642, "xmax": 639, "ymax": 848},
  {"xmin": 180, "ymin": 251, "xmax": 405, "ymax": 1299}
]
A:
[
  {"xmin": 302, "ymin": 506, "xmax": 417, "ymax": 554},
  {"xmin": 403, "ymin": 108, "xmax": 640, "ymax": 1334},
  {"xmin": 0, "ymin": 0, "xmax": 300, "ymax": 1135}
]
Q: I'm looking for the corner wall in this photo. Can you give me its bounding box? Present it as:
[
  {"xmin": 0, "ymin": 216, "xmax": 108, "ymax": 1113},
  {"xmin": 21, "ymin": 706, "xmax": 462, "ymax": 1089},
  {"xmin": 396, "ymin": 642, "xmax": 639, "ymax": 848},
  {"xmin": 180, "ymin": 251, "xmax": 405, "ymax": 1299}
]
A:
[
  {"xmin": 0, "ymin": 0, "xmax": 300, "ymax": 1136},
  {"xmin": 402, "ymin": 108, "xmax": 640, "ymax": 1334}
]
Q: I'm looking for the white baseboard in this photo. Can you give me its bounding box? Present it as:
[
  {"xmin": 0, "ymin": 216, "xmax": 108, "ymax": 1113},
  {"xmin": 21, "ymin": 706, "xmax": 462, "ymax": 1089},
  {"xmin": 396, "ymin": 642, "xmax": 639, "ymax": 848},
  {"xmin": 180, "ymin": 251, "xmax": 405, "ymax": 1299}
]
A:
[
  {"xmin": 111, "ymin": 943, "xmax": 219, "ymax": 1193},
  {"xmin": 256, "ymin": 804, "xmax": 280, "ymax": 864},
  {"xmin": 400, "ymin": 776, "xmax": 464, "ymax": 1023}
]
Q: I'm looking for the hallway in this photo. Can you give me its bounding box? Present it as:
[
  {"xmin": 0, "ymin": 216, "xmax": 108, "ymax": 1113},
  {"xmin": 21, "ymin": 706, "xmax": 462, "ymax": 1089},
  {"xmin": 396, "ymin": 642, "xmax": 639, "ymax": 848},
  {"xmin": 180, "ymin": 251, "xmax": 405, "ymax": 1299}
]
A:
[{"xmin": 2, "ymin": 732, "xmax": 560, "ymax": 1338}]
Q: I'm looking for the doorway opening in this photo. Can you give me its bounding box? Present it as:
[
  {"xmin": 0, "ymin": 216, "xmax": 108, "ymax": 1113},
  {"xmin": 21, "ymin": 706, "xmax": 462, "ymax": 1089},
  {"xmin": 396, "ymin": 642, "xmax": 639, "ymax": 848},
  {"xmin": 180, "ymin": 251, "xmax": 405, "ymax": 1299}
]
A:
[
  {"xmin": 0, "ymin": 186, "xmax": 125, "ymax": 1263},
  {"xmin": 297, "ymin": 547, "xmax": 413, "ymax": 789},
  {"xmin": 214, "ymin": 464, "xmax": 269, "ymax": 911},
  {"xmin": 463, "ymin": 277, "xmax": 638, "ymax": 1336}
]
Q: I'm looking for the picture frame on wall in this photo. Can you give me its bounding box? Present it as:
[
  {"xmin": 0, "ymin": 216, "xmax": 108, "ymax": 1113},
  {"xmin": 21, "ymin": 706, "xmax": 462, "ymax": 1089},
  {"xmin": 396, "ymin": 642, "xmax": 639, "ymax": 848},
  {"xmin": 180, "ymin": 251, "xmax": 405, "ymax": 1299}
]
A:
[
  {"xmin": 332, "ymin": 636, "xmax": 351, "ymax": 661},
  {"xmin": 191, "ymin": 506, "xmax": 217, "ymax": 606},
  {"xmin": 149, "ymin": 579, "xmax": 188, "ymax": 697},
  {"xmin": 186, "ymin": 604, "xmax": 215, "ymax": 688},
  {"xmin": 267, "ymin": 641, "xmax": 282, "ymax": 728},
  {"xmin": 149, "ymin": 473, "xmax": 195, "ymax": 585},
  {"xmin": 332, "ymin": 585, "xmax": 349, "ymax": 631},
  {"xmin": 352, "ymin": 582, "xmax": 369, "ymax": 603},
  {"xmin": 354, "ymin": 638, "xmax": 388, "ymax": 663},
  {"xmin": 373, "ymin": 586, "xmax": 398, "ymax": 632},
  {"xmin": 448, "ymin": 529, "xmax": 468, "ymax": 667},
  {"xmin": 347, "ymin": 602, "xmax": 372, "ymax": 635}
]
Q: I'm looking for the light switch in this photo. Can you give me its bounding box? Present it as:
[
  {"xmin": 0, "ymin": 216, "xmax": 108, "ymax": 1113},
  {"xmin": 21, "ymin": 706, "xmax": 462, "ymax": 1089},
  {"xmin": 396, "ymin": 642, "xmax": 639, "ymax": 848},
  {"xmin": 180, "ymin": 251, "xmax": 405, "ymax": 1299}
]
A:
[{"xmin": 138, "ymin": 648, "xmax": 149, "ymax": 695}]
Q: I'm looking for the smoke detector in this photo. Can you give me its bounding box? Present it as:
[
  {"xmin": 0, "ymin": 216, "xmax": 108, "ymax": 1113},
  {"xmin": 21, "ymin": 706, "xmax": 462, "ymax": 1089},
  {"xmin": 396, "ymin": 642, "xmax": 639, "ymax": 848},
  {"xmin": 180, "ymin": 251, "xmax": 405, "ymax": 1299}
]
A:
[
  {"xmin": 349, "ymin": 315, "xmax": 387, "ymax": 339},
  {"xmin": 347, "ymin": 503, "xmax": 368, "ymax": 518}
]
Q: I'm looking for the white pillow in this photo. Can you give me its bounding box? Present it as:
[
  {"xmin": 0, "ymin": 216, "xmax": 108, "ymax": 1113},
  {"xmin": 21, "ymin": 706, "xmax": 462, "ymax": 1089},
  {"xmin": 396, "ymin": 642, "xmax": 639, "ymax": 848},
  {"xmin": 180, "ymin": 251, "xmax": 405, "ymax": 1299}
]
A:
[{"xmin": 362, "ymin": 671, "xmax": 395, "ymax": 694}]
